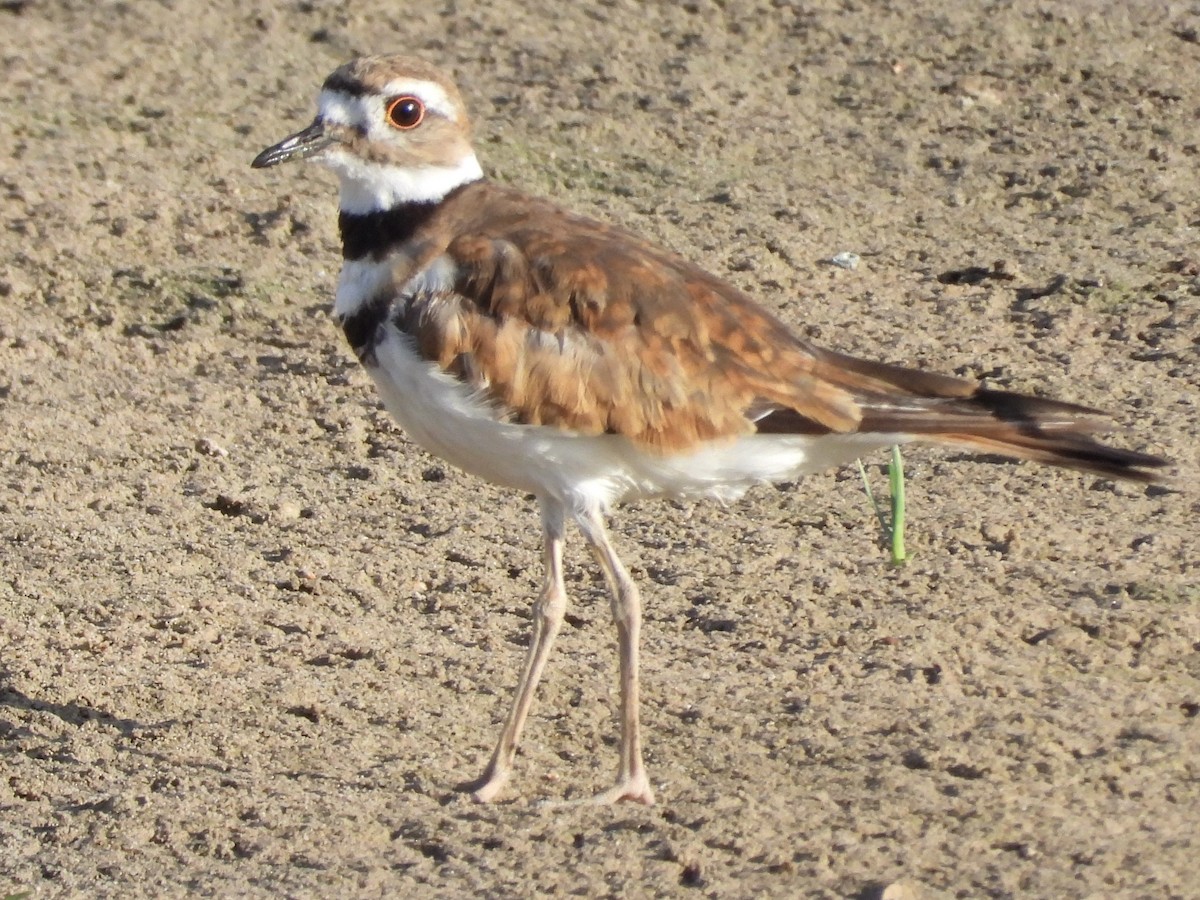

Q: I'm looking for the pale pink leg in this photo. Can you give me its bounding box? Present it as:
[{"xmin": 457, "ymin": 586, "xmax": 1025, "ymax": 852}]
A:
[
  {"xmin": 575, "ymin": 508, "xmax": 655, "ymax": 806},
  {"xmin": 467, "ymin": 500, "xmax": 567, "ymax": 802}
]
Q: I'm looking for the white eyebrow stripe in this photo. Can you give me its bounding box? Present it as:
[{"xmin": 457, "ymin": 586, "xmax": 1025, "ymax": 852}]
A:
[{"xmin": 380, "ymin": 78, "xmax": 459, "ymax": 121}]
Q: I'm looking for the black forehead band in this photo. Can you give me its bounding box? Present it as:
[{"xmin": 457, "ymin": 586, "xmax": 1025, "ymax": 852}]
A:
[{"xmin": 322, "ymin": 71, "xmax": 370, "ymax": 97}]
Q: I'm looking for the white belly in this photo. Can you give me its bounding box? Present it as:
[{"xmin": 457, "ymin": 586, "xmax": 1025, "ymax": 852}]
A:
[{"xmin": 366, "ymin": 326, "xmax": 906, "ymax": 511}]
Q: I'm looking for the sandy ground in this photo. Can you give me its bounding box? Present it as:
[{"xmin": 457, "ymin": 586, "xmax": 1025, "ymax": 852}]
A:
[{"xmin": 2, "ymin": 1, "xmax": 1198, "ymax": 897}]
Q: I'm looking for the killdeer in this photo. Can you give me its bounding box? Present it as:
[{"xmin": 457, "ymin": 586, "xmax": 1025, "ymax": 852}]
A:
[{"xmin": 252, "ymin": 55, "xmax": 1168, "ymax": 806}]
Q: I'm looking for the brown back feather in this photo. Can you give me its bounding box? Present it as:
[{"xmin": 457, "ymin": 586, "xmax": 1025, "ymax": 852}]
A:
[{"xmin": 407, "ymin": 182, "xmax": 862, "ymax": 451}]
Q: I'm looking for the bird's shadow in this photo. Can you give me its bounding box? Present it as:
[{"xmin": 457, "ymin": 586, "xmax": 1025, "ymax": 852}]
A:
[{"xmin": 0, "ymin": 666, "xmax": 172, "ymax": 740}]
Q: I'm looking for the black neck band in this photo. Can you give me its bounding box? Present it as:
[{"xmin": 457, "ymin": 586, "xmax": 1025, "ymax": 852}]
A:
[{"xmin": 338, "ymin": 202, "xmax": 440, "ymax": 261}]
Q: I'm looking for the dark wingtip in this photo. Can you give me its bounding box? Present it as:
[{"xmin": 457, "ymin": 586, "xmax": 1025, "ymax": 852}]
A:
[
  {"xmin": 942, "ymin": 429, "xmax": 1172, "ymax": 484},
  {"xmin": 1070, "ymin": 446, "xmax": 1172, "ymax": 484}
]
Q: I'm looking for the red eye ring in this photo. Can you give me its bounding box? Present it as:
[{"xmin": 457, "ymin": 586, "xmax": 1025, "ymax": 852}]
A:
[{"xmin": 386, "ymin": 95, "xmax": 425, "ymax": 130}]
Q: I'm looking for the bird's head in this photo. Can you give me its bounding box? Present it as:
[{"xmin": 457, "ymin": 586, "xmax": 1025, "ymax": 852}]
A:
[{"xmin": 252, "ymin": 55, "xmax": 483, "ymax": 213}]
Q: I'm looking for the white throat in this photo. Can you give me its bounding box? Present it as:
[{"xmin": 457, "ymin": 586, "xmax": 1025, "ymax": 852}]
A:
[{"xmin": 324, "ymin": 149, "xmax": 484, "ymax": 214}]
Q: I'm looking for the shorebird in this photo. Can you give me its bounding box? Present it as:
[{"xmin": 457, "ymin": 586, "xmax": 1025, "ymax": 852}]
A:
[{"xmin": 252, "ymin": 54, "xmax": 1167, "ymax": 805}]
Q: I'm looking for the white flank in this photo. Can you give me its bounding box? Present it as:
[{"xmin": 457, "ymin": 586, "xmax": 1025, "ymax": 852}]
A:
[{"xmin": 364, "ymin": 324, "xmax": 911, "ymax": 512}]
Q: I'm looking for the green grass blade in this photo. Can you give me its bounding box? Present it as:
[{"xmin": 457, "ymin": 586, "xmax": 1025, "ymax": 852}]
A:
[
  {"xmin": 888, "ymin": 445, "xmax": 907, "ymax": 564},
  {"xmin": 856, "ymin": 458, "xmax": 889, "ymax": 539}
]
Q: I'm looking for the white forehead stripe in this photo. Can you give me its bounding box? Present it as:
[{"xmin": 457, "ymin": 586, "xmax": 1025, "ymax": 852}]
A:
[{"xmin": 318, "ymin": 89, "xmax": 370, "ymax": 128}]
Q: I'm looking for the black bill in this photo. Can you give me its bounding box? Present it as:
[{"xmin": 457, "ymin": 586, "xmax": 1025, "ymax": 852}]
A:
[{"xmin": 251, "ymin": 120, "xmax": 333, "ymax": 169}]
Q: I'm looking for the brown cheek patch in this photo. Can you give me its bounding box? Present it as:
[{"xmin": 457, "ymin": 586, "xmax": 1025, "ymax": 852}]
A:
[{"xmin": 340, "ymin": 115, "xmax": 473, "ymax": 172}]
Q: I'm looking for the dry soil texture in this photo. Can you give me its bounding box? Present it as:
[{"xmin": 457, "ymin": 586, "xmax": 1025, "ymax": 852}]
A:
[{"xmin": 2, "ymin": 1, "xmax": 1198, "ymax": 898}]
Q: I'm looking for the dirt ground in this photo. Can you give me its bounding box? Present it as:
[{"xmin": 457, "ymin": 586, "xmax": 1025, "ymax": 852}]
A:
[{"xmin": 1, "ymin": 1, "xmax": 1197, "ymax": 897}]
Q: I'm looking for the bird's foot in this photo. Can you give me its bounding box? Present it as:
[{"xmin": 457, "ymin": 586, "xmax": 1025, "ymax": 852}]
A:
[
  {"xmin": 457, "ymin": 766, "xmax": 511, "ymax": 803},
  {"xmin": 546, "ymin": 773, "xmax": 655, "ymax": 808}
]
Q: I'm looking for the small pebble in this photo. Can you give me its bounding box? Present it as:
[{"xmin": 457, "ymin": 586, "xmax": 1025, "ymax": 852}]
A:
[{"xmin": 195, "ymin": 436, "xmax": 228, "ymax": 457}]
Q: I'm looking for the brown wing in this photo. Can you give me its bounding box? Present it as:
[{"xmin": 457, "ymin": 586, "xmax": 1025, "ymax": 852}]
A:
[
  {"xmin": 398, "ymin": 182, "xmax": 1167, "ymax": 481},
  {"xmin": 401, "ymin": 182, "xmax": 863, "ymax": 452}
]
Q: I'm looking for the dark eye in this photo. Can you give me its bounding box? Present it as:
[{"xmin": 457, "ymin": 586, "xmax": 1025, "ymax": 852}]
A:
[{"xmin": 386, "ymin": 96, "xmax": 425, "ymax": 130}]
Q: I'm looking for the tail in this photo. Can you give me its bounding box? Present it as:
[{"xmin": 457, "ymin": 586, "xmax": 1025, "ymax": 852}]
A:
[
  {"xmin": 924, "ymin": 396, "xmax": 1168, "ymax": 483},
  {"xmin": 756, "ymin": 349, "xmax": 1170, "ymax": 483}
]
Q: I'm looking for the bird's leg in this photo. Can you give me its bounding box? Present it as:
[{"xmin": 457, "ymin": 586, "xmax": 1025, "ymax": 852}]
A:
[
  {"xmin": 466, "ymin": 499, "xmax": 567, "ymax": 803},
  {"xmin": 575, "ymin": 508, "xmax": 655, "ymax": 806}
]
